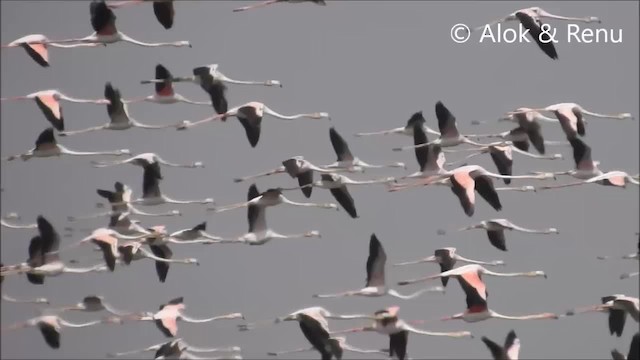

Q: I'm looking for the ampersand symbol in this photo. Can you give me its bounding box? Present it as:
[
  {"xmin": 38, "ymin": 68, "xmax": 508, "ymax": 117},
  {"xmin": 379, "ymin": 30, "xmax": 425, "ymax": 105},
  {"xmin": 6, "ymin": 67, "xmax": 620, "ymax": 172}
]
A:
[{"xmin": 539, "ymin": 24, "xmax": 558, "ymax": 44}]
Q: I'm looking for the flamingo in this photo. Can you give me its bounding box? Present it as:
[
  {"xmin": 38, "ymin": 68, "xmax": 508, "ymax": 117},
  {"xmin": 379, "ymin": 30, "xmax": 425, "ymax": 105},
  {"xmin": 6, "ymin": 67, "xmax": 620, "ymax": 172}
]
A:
[
  {"xmin": 320, "ymin": 127, "xmax": 406, "ymax": 172},
  {"xmin": 266, "ymin": 310, "xmax": 386, "ymax": 360},
  {"xmin": 508, "ymin": 103, "xmax": 633, "ymax": 139},
  {"xmin": 313, "ymin": 234, "xmax": 444, "ymax": 300},
  {"xmin": 3, "ymin": 128, "xmax": 129, "ymax": 162},
  {"xmin": 141, "ymin": 63, "xmax": 282, "ymax": 88},
  {"xmin": 0, "ymin": 216, "xmax": 109, "ymax": 282},
  {"xmin": 123, "ymin": 297, "xmax": 243, "ymax": 337},
  {"xmin": 398, "ymin": 263, "xmax": 547, "ymax": 287},
  {"xmin": 106, "ymin": 0, "xmax": 175, "ymax": 29},
  {"xmin": 389, "ymin": 166, "xmax": 546, "ymax": 216},
  {"xmin": 211, "ymin": 185, "xmax": 337, "ymax": 214},
  {"xmin": 231, "ymin": 156, "xmax": 341, "ymax": 189},
  {"xmin": 61, "ymin": 228, "xmax": 149, "ymax": 271},
  {"xmin": 233, "ymin": 0, "xmax": 326, "ymax": 13},
  {"xmin": 398, "ymin": 266, "xmax": 558, "ymax": 323},
  {"xmin": 68, "ymin": 182, "xmax": 181, "ymax": 222},
  {"xmin": 445, "ymin": 144, "xmax": 562, "ymax": 185},
  {"xmin": 481, "ymin": 330, "xmax": 521, "ymax": 360},
  {"xmin": 268, "ymin": 335, "xmax": 388, "ymax": 358},
  {"xmin": 611, "ymin": 332, "xmax": 639, "ymax": 360},
  {"xmin": 59, "ymin": 83, "xmax": 177, "ymax": 136},
  {"xmin": 533, "ymin": 138, "xmax": 604, "ymax": 180},
  {"xmin": 330, "ymin": 306, "xmax": 473, "ymax": 360},
  {"xmin": 1, "ymin": 89, "xmax": 109, "ymax": 131},
  {"xmin": 116, "ymin": 240, "xmax": 200, "ymax": 282},
  {"xmin": 126, "ymin": 64, "xmax": 212, "ymax": 106},
  {"xmin": 467, "ymin": 8, "xmax": 601, "ymax": 59},
  {"xmin": 538, "ymin": 171, "xmax": 640, "ymax": 191},
  {"xmin": 207, "ymin": 184, "xmax": 321, "ymax": 246},
  {"xmin": 238, "ymin": 306, "xmax": 375, "ymax": 332},
  {"xmin": 1, "ymin": 34, "xmax": 102, "ymax": 67},
  {"xmin": 288, "ymin": 173, "xmax": 395, "ymax": 218},
  {"xmin": 166, "ymin": 222, "xmax": 225, "ymax": 243},
  {"xmin": 92, "ymin": 152, "xmax": 203, "ymax": 172},
  {"xmin": 392, "ymin": 102, "xmax": 505, "ymax": 152},
  {"xmin": 37, "ymin": 1, "xmax": 191, "ymax": 48},
  {"xmin": 175, "ymin": 101, "xmax": 331, "ymax": 147},
  {"xmin": 458, "ymin": 219, "xmax": 559, "ymax": 251},
  {"xmin": 1, "ymin": 314, "xmax": 123, "ymax": 349},
  {"xmin": 1, "ymin": 218, "xmax": 38, "ymax": 229},
  {"xmin": 55, "ymin": 295, "xmax": 131, "ymax": 316},
  {"xmin": 469, "ymin": 6, "xmax": 600, "ymax": 33},
  {"xmin": 566, "ymin": 295, "xmax": 639, "ymax": 337},
  {"xmin": 393, "ymin": 247, "xmax": 505, "ymax": 287},
  {"xmin": 107, "ymin": 338, "xmax": 241, "ymax": 358},
  {"xmin": 1, "ymin": 262, "xmax": 49, "ymax": 304},
  {"xmin": 128, "ymin": 165, "xmax": 214, "ymax": 206},
  {"xmin": 354, "ymin": 111, "xmax": 441, "ymax": 138}
]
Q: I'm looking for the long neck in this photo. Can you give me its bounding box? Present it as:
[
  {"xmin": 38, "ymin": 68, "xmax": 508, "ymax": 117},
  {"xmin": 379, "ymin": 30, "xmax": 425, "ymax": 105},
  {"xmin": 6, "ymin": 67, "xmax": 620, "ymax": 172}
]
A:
[
  {"xmin": 354, "ymin": 127, "xmax": 405, "ymax": 136},
  {"xmin": 59, "ymin": 145, "xmax": 125, "ymax": 156},
  {"xmin": 59, "ymin": 318, "xmax": 103, "ymax": 328},
  {"xmin": 491, "ymin": 310, "xmax": 557, "ymax": 320},
  {"xmin": 482, "ymin": 269, "xmax": 539, "ymax": 277},
  {"xmin": 181, "ymin": 313, "xmax": 240, "ymax": 323},
  {"xmin": 63, "ymin": 264, "xmax": 106, "ymax": 273},
  {"xmin": 119, "ymin": 32, "xmax": 186, "ymax": 47},
  {"xmin": 264, "ymin": 107, "xmax": 310, "ymax": 120},
  {"xmin": 580, "ymin": 108, "xmax": 625, "ymax": 119},
  {"xmin": 455, "ymin": 255, "xmax": 504, "ymax": 266}
]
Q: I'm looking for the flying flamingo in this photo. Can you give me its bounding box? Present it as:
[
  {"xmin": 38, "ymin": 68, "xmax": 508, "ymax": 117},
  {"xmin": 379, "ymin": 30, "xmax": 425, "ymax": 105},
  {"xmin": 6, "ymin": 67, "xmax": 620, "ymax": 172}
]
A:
[
  {"xmin": 106, "ymin": 0, "xmax": 175, "ymax": 29},
  {"xmin": 126, "ymin": 64, "xmax": 212, "ymax": 106},
  {"xmin": 115, "ymin": 240, "xmax": 200, "ymax": 282},
  {"xmin": 0, "ymin": 216, "xmax": 109, "ymax": 282},
  {"xmin": 566, "ymin": 295, "xmax": 639, "ymax": 337},
  {"xmin": 469, "ymin": 7, "xmax": 600, "ymax": 33},
  {"xmin": 233, "ymin": 0, "xmax": 326, "ymax": 13},
  {"xmin": 389, "ymin": 166, "xmax": 547, "ymax": 216},
  {"xmin": 393, "ymin": 247, "xmax": 505, "ymax": 287},
  {"xmin": 467, "ymin": 8, "xmax": 601, "ymax": 59},
  {"xmin": 508, "ymin": 103, "xmax": 633, "ymax": 139},
  {"xmin": 538, "ymin": 171, "xmax": 640, "ymax": 191},
  {"xmin": 1, "ymin": 34, "xmax": 102, "ymax": 67},
  {"xmin": 266, "ymin": 310, "xmax": 387, "ymax": 359},
  {"xmin": 175, "ymin": 101, "xmax": 331, "ymax": 147},
  {"xmin": 398, "ymin": 266, "xmax": 558, "ymax": 323},
  {"xmin": 313, "ymin": 234, "xmax": 444, "ymax": 299},
  {"xmin": 611, "ymin": 332, "xmax": 639, "ymax": 360},
  {"xmin": 481, "ymin": 330, "xmax": 521, "ymax": 360},
  {"xmin": 206, "ymin": 184, "xmax": 321, "ymax": 245},
  {"xmin": 321, "ymin": 127, "xmax": 406, "ymax": 172},
  {"xmin": 1, "ymin": 262, "xmax": 49, "ymax": 305},
  {"xmin": 268, "ymin": 335, "xmax": 388, "ymax": 358},
  {"xmin": 398, "ymin": 263, "xmax": 547, "ymax": 287},
  {"xmin": 37, "ymin": 1, "xmax": 191, "ymax": 48},
  {"xmin": 533, "ymin": 138, "xmax": 604, "ymax": 181},
  {"xmin": 232, "ymin": 156, "xmax": 342, "ymax": 189},
  {"xmin": 3, "ymin": 128, "xmax": 129, "ymax": 162},
  {"xmin": 1, "ymin": 89, "xmax": 109, "ymax": 131},
  {"xmin": 127, "ymin": 165, "xmax": 214, "ymax": 206},
  {"xmin": 445, "ymin": 144, "xmax": 562, "ymax": 185},
  {"xmin": 458, "ymin": 218, "xmax": 559, "ymax": 251},
  {"xmin": 211, "ymin": 185, "xmax": 337, "ymax": 214},
  {"xmin": 54, "ymin": 295, "xmax": 131, "ymax": 316},
  {"xmin": 141, "ymin": 63, "xmax": 282, "ymax": 88},
  {"xmin": 287, "ymin": 173, "xmax": 395, "ymax": 218},
  {"xmin": 354, "ymin": 111, "xmax": 441, "ymax": 138},
  {"xmin": 330, "ymin": 306, "xmax": 473, "ymax": 360},
  {"xmin": 59, "ymin": 83, "xmax": 177, "ymax": 136},
  {"xmin": 1, "ymin": 314, "xmax": 123, "ymax": 349},
  {"xmin": 141, "ymin": 65, "xmax": 229, "ymax": 114},
  {"xmin": 166, "ymin": 222, "xmax": 225, "ymax": 243},
  {"xmin": 67, "ymin": 181, "xmax": 180, "ymax": 222},
  {"xmin": 61, "ymin": 227, "xmax": 149, "ymax": 271},
  {"xmin": 392, "ymin": 102, "xmax": 505, "ymax": 152},
  {"xmin": 92, "ymin": 152, "xmax": 203, "ymax": 172},
  {"xmin": 122, "ymin": 297, "xmax": 243, "ymax": 337},
  {"xmin": 107, "ymin": 338, "xmax": 241, "ymax": 358}
]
